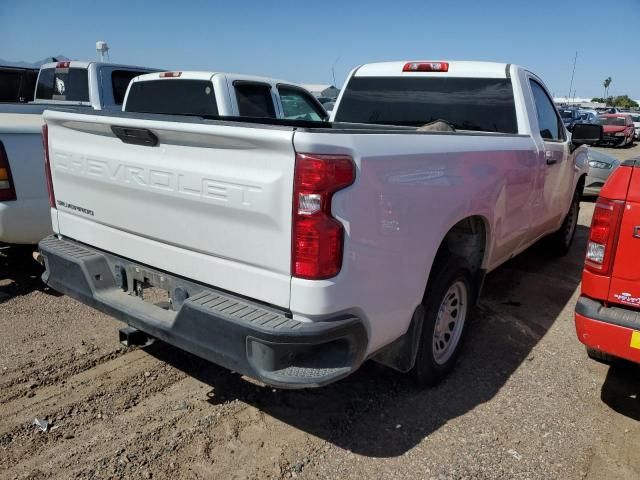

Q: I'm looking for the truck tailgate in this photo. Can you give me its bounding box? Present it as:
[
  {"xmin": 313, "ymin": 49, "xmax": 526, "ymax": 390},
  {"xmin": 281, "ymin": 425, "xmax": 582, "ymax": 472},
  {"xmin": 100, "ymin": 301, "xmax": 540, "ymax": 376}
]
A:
[
  {"xmin": 44, "ymin": 110, "xmax": 295, "ymax": 308},
  {"xmin": 608, "ymin": 164, "xmax": 640, "ymax": 308}
]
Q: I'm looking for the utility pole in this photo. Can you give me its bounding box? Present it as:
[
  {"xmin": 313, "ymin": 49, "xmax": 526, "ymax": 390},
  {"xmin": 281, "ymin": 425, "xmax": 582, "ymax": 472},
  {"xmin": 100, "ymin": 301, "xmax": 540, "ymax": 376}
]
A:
[{"xmin": 567, "ymin": 51, "xmax": 578, "ymax": 101}]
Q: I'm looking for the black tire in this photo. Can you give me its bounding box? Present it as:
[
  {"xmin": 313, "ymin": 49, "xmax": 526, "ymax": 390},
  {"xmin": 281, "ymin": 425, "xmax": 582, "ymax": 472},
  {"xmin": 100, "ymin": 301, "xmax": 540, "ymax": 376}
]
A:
[
  {"xmin": 412, "ymin": 255, "xmax": 473, "ymax": 387},
  {"xmin": 547, "ymin": 189, "xmax": 580, "ymax": 256},
  {"xmin": 586, "ymin": 347, "xmax": 614, "ymax": 365}
]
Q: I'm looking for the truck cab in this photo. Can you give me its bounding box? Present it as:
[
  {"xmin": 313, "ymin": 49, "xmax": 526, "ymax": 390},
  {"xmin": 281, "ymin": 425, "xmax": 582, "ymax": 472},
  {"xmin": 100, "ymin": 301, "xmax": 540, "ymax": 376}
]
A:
[
  {"xmin": 32, "ymin": 61, "xmax": 159, "ymax": 110},
  {"xmin": 123, "ymin": 71, "xmax": 328, "ymax": 121},
  {"xmin": 576, "ymin": 157, "xmax": 640, "ymax": 364}
]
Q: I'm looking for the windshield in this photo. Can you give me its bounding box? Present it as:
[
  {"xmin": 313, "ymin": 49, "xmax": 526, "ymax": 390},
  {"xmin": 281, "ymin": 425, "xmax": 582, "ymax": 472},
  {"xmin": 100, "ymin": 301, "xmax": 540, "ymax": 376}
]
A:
[
  {"xmin": 599, "ymin": 116, "xmax": 627, "ymax": 126},
  {"xmin": 560, "ymin": 110, "xmax": 576, "ymax": 119},
  {"xmin": 630, "ymin": 114, "xmax": 640, "ymax": 122},
  {"xmin": 334, "ymin": 76, "xmax": 518, "ymax": 133}
]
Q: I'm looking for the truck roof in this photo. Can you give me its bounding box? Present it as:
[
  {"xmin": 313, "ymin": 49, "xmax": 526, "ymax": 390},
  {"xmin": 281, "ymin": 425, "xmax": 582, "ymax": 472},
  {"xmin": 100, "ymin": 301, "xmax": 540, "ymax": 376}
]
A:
[
  {"xmin": 131, "ymin": 70, "xmax": 309, "ymax": 89},
  {"xmin": 39, "ymin": 61, "xmax": 156, "ymax": 71},
  {"xmin": 353, "ymin": 60, "xmax": 512, "ymax": 78}
]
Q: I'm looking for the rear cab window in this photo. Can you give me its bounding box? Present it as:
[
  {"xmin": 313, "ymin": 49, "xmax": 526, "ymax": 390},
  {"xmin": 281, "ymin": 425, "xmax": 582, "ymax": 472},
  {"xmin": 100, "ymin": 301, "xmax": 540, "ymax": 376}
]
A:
[
  {"xmin": 124, "ymin": 79, "xmax": 219, "ymax": 116},
  {"xmin": 278, "ymin": 85, "xmax": 326, "ymax": 121},
  {"xmin": 334, "ymin": 76, "xmax": 518, "ymax": 133},
  {"xmin": 233, "ymin": 82, "xmax": 276, "ymax": 118},
  {"xmin": 36, "ymin": 67, "xmax": 89, "ymax": 102}
]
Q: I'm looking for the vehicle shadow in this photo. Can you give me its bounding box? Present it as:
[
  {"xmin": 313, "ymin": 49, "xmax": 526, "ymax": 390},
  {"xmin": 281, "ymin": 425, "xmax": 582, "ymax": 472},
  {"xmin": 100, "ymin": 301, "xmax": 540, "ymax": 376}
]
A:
[
  {"xmin": 600, "ymin": 362, "xmax": 640, "ymax": 421},
  {"xmin": 145, "ymin": 225, "xmax": 589, "ymax": 458},
  {"xmin": 0, "ymin": 246, "xmax": 57, "ymax": 303}
]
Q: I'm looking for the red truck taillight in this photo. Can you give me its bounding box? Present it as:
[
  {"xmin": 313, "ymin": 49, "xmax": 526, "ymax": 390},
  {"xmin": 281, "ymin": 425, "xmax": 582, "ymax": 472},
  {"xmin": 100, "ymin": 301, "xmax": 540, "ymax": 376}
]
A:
[
  {"xmin": 292, "ymin": 153, "xmax": 355, "ymax": 280},
  {"xmin": 0, "ymin": 141, "xmax": 17, "ymax": 201},
  {"xmin": 585, "ymin": 198, "xmax": 624, "ymax": 275},
  {"xmin": 42, "ymin": 124, "xmax": 56, "ymax": 209}
]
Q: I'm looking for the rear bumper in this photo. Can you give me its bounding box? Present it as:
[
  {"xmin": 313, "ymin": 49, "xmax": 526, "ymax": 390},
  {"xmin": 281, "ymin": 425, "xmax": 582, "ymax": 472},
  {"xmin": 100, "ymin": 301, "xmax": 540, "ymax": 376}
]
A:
[
  {"xmin": 575, "ymin": 296, "xmax": 640, "ymax": 364},
  {"xmin": 0, "ymin": 198, "xmax": 51, "ymax": 244},
  {"xmin": 39, "ymin": 235, "xmax": 368, "ymax": 388}
]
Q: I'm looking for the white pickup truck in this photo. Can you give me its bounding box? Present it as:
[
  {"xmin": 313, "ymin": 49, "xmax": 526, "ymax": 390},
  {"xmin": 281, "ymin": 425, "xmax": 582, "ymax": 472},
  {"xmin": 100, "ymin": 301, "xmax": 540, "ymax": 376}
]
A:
[
  {"xmin": 0, "ymin": 61, "xmax": 158, "ymax": 246},
  {"xmin": 124, "ymin": 71, "xmax": 328, "ymax": 121},
  {"xmin": 39, "ymin": 61, "xmax": 602, "ymax": 388}
]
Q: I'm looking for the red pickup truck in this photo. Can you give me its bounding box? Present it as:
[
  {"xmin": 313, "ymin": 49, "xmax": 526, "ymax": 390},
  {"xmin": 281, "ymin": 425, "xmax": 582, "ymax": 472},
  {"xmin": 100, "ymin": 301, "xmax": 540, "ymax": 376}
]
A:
[{"xmin": 576, "ymin": 157, "xmax": 640, "ymax": 363}]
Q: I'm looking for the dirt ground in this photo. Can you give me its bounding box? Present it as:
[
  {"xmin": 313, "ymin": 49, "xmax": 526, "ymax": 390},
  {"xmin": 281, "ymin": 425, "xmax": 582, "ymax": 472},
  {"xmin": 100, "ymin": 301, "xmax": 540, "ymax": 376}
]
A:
[{"xmin": 1, "ymin": 145, "xmax": 639, "ymax": 480}]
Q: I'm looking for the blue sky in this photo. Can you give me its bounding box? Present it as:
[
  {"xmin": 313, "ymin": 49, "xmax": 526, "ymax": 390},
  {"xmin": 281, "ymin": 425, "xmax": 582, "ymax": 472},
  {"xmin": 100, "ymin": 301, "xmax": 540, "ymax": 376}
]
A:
[{"xmin": 1, "ymin": 0, "xmax": 639, "ymax": 98}]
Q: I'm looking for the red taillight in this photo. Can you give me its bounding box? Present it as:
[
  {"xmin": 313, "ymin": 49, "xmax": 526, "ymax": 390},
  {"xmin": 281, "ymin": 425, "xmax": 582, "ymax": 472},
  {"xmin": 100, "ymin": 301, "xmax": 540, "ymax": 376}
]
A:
[
  {"xmin": 0, "ymin": 142, "xmax": 17, "ymax": 202},
  {"xmin": 585, "ymin": 197, "xmax": 624, "ymax": 275},
  {"xmin": 292, "ymin": 153, "xmax": 355, "ymax": 279},
  {"xmin": 56, "ymin": 61, "xmax": 70, "ymax": 68},
  {"xmin": 159, "ymin": 71, "xmax": 182, "ymax": 78},
  {"xmin": 402, "ymin": 62, "xmax": 449, "ymax": 72},
  {"xmin": 42, "ymin": 124, "xmax": 56, "ymax": 209}
]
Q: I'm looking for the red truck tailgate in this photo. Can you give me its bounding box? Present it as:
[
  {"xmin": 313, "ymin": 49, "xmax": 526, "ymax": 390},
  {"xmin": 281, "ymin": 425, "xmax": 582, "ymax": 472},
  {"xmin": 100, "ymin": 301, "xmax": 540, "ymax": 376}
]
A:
[{"xmin": 608, "ymin": 161, "xmax": 640, "ymax": 309}]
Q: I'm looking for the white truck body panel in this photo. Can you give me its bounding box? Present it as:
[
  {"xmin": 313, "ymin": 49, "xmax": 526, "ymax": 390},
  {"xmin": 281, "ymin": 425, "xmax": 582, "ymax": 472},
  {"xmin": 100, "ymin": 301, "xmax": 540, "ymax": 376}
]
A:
[
  {"xmin": 0, "ymin": 114, "xmax": 50, "ymax": 243},
  {"xmin": 46, "ymin": 111, "xmax": 296, "ymax": 307}
]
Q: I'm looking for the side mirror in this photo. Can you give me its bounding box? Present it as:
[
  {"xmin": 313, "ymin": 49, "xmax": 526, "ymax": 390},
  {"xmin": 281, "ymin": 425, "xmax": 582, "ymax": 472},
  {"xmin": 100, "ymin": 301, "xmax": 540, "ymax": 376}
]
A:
[{"xmin": 571, "ymin": 123, "xmax": 603, "ymax": 149}]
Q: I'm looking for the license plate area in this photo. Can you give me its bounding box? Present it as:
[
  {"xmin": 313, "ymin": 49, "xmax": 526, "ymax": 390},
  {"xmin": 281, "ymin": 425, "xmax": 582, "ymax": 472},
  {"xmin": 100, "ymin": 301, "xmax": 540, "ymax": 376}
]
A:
[{"xmin": 123, "ymin": 266, "xmax": 175, "ymax": 311}]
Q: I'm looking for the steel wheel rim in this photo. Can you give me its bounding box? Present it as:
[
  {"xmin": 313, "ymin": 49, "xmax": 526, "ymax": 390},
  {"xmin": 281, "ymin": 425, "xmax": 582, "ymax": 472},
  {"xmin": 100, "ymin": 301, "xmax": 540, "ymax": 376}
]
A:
[
  {"xmin": 432, "ymin": 280, "xmax": 468, "ymax": 365},
  {"xmin": 564, "ymin": 200, "xmax": 578, "ymax": 245}
]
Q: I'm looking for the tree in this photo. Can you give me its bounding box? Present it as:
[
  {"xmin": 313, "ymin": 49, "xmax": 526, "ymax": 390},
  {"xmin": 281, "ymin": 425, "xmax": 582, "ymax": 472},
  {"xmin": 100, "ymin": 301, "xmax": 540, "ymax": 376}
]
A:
[
  {"xmin": 603, "ymin": 77, "xmax": 612, "ymax": 99},
  {"xmin": 611, "ymin": 95, "xmax": 639, "ymax": 108},
  {"xmin": 591, "ymin": 95, "xmax": 639, "ymax": 108}
]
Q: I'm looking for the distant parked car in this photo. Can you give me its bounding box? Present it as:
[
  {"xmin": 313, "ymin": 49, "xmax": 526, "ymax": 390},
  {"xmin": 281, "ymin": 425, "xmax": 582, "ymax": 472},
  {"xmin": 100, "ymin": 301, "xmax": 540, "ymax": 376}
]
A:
[
  {"xmin": 576, "ymin": 110, "xmax": 599, "ymax": 125},
  {"xmin": 575, "ymin": 157, "xmax": 640, "ymax": 365},
  {"xmin": 628, "ymin": 113, "xmax": 640, "ymax": 139},
  {"xmin": 316, "ymin": 96, "xmax": 336, "ymax": 105},
  {"xmin": 598, "ymin": 114, "xmax": 635, "ymax": 147},
  {"xmin": 559, "ymin": 108, "xmax": 582, "ymax": 130},
  {"xmin": 583, "ymin": 148, "xmax": 620, "ymax": 196}
]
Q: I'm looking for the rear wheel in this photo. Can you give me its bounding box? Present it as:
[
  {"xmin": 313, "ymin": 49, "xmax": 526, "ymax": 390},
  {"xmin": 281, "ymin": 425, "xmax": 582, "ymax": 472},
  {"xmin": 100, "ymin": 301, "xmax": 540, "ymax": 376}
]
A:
[
  {"xmin": 413, "ymin": 256, "xmax": 473, "ymax": 387},
  {"xmin": 547, "ymin": 190, "xmax": 580, "ymax": 256}
]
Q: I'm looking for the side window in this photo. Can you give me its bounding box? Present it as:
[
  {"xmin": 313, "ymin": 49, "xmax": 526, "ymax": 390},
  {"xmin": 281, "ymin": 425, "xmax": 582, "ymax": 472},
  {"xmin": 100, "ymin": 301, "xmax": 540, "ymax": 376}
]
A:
[
  {"xmin": 112, "ymin": 70, "xmax": 146, "ymax": 105},
  {"xmin": 278, "ymin": 86, "xmax": 326, "ymax": 121},
  {"xmin": 234, "ymin": 82, "xmax": 276, "ymax": 118},
  {"xmin": 530, "ymin": 80, "xmax": 563, "ymax": 141}
]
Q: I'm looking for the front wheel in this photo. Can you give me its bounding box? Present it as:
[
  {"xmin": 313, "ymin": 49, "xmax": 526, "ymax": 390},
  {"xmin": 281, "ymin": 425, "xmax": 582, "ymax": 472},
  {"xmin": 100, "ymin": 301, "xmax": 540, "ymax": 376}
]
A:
[
  {"xmin": 547, "ymin": 190, "xmax": 580, "ymax": 256},
  {"xmin": 412, "ymin": 256, "xmax": 473, "ymax": 387}
]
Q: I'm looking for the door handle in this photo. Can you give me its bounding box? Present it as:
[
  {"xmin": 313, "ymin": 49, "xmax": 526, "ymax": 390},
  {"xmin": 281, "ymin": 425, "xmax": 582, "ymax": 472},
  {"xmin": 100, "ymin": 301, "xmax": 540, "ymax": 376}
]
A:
[{"xmin": 545, "ymin": 150, "xmax": 557, "ymax": 165}]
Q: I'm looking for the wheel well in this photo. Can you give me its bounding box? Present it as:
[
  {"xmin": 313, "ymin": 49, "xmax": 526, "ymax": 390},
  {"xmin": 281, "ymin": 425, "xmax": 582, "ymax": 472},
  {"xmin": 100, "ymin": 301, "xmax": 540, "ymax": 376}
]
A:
[
  {"xmin": 372, "ymin": 215, "xmax": 489, "ymax": 374},
  {"xmin": 435, "ymin": 216, "xmax": 487, "ymax": 276}
]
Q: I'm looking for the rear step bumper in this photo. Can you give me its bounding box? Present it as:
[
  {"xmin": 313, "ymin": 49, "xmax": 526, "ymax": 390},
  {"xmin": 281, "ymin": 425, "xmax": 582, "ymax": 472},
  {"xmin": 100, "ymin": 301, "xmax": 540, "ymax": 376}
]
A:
[
  {"xmin": 575, "ymin": 296, "xmax": 640, "ymax": 364},
  {"xmin": 39, "ymin": 235, "xmax": 368, "ymax": 388}
]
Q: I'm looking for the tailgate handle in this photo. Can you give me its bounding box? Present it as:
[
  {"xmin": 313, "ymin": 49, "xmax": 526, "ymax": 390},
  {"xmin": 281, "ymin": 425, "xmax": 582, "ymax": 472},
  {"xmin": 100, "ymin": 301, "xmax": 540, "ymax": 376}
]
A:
[{"xmin": 111, "ymin": 126, "xmax": 158, "ymax": 147}]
